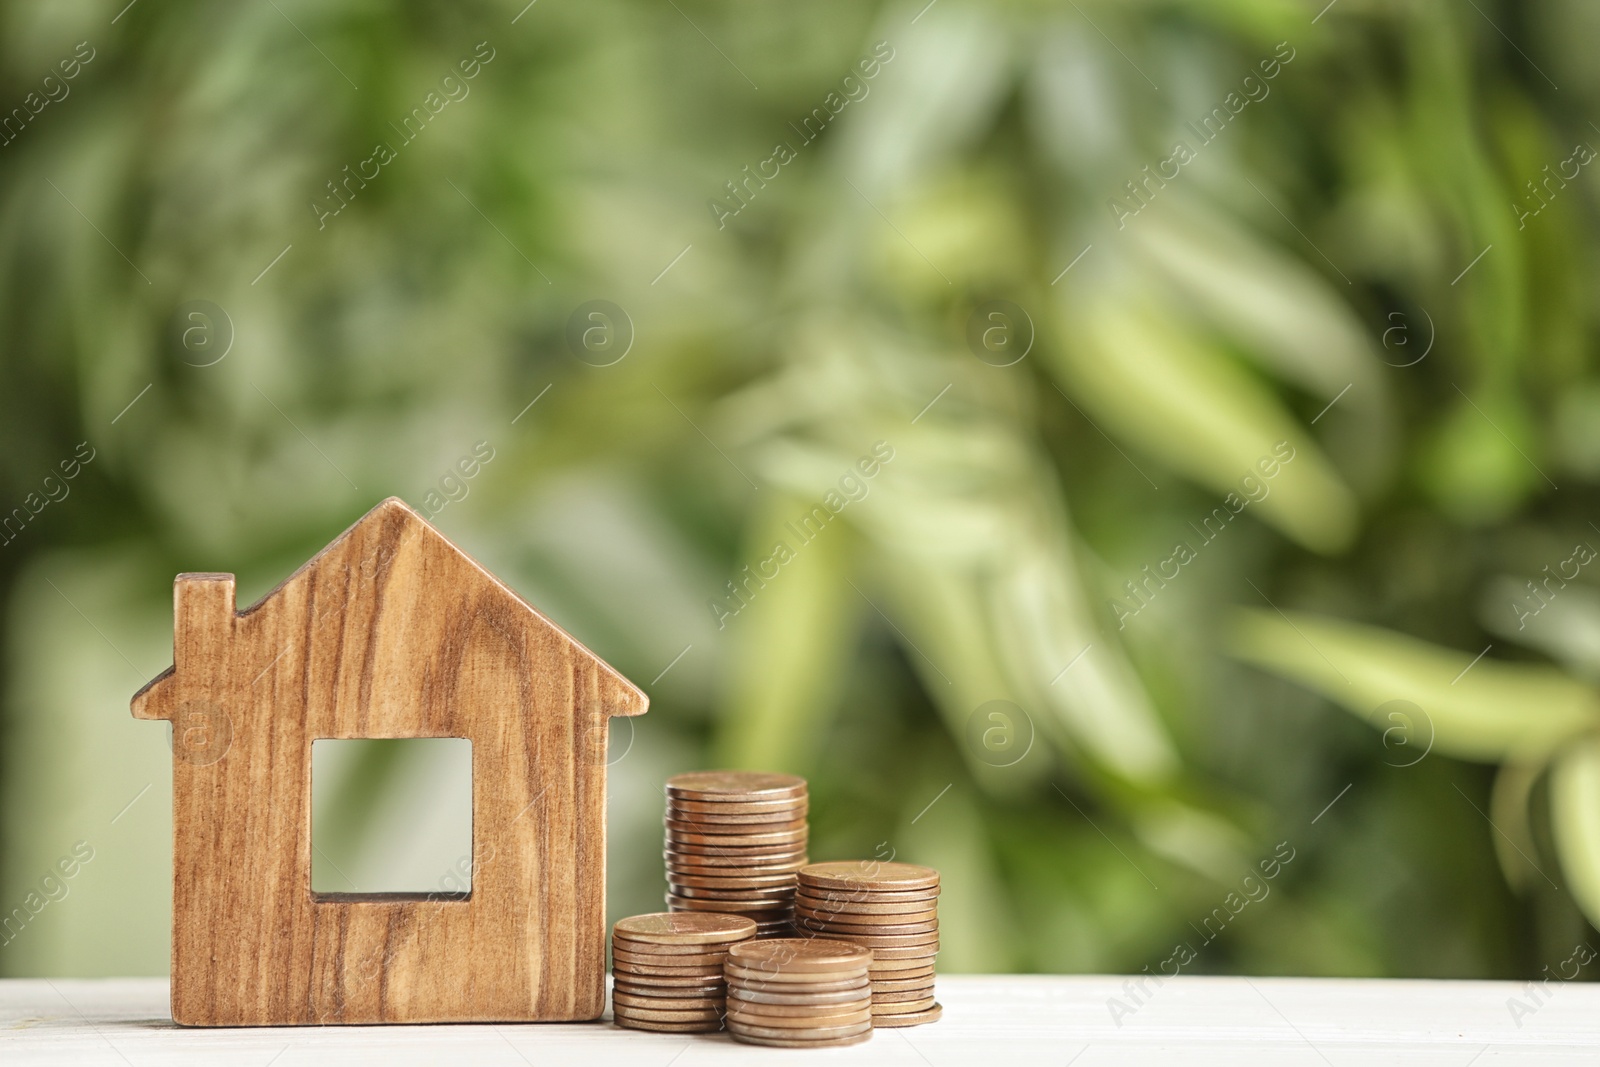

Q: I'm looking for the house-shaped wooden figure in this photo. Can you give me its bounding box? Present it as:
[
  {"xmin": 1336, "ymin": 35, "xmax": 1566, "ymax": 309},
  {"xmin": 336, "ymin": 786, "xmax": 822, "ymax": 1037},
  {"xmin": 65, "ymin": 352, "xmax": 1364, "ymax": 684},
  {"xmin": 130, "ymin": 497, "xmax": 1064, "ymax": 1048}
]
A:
[{"xmin": 130, "ymin": 498, "xmax": 648, "ymax": 1025}]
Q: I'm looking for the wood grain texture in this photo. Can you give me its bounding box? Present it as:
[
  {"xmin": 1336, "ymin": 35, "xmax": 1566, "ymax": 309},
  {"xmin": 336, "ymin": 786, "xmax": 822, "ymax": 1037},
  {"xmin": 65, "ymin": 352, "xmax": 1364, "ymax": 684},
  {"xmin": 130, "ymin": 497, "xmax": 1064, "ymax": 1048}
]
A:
[{"xmin": 130, "ymin": 498, "xmax": 648, "ymax": 1026}]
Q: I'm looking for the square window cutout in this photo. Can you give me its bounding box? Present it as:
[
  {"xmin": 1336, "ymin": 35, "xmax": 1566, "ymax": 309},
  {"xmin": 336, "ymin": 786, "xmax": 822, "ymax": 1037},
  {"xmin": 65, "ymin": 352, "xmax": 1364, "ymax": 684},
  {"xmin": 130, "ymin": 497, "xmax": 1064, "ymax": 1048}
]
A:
[{"xmin": 311, "ymin": 738, "xmax": 473, "ymax": 897}]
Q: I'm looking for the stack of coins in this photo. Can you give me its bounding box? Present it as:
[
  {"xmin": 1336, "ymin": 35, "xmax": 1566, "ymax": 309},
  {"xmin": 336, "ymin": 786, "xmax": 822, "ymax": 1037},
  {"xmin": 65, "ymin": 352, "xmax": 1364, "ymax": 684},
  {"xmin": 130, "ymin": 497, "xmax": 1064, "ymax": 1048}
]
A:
[
  {"xmin": 664, "ymin": 771, "xmax": 808, "ymax": 938},
  {"xmin": 723, "ymin": 938, "xmax": 874, "ymax": 1048},
  {"xmin": 794, "ymin": 861, "xmax": 942, "ymax": 1027},
  {"xmin": 610, "ymin": 912, "xmax": 757, "ymax": 1032}
]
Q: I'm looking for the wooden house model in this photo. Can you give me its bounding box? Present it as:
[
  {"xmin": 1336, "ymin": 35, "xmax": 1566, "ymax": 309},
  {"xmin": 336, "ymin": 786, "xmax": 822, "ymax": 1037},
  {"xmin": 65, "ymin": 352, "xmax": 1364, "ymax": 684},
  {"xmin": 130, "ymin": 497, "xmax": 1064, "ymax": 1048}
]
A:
[{"xmin": 130, "ymin": 497, "xmax": 648, "ymax": 1025}]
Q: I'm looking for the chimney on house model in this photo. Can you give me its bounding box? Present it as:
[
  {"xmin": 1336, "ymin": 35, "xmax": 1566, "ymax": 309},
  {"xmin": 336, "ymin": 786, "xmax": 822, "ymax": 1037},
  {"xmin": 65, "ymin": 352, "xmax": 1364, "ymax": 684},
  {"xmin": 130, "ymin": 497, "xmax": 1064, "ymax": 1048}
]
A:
[{"xmin": 173, "ymin": 572, "xmax": 237, "ymax": 672}]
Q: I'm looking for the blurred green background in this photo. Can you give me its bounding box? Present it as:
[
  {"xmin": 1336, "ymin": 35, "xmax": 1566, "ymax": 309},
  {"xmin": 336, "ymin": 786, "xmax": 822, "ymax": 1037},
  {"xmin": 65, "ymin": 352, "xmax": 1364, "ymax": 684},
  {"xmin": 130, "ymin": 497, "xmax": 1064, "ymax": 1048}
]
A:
[{"xmin": 4, "ymin": 0, "xmax": 1600, "ymax": 982}]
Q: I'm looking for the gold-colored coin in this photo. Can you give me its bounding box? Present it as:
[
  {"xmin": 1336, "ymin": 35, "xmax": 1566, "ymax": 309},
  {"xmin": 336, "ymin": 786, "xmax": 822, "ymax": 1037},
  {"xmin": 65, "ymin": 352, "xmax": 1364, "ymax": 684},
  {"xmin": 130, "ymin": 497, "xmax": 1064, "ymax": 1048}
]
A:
[
  {"xmin": 613, "ymin": 1005, "xmax": 725, "ymax": 1024},
  {"xmin": 800, "ymin": 915, "xmax": 934, "ymax": 927},
  {"xmin": 611, "ymin": 979, "xmax": 726, "ymax": 998},
  {"xmin": 613, "ymin": 912, "xmax": 758, "ymax": 944},
  {"xmin": 867, "ymin": 957, "xmax": 936, "ymax": 974},
  {"xmin": 871, "ymin": 963, "xmax": 935, "ymax": 978},
  {"xmin": 667, "ymin": 844, "xmax": 809, "ymax": 859},
  {"xmin": 728, "ymin": 976, "xmax": 868, "ymax": 996},
  {"xmin": 668, "ymin": 872, "xmax": 799, "ymax": 890},
  {"xmin": 667, "ymin": 816, "xmax": 808, "ymax": 834},
  {"xmin": 872, "ymin": 974, "xmax": 940, "ymax": 992},
  {"xmin": 669, "ymin": 894, "xmax": 794, "ymax": 908},
  {"xmin": 612, "ymin": 942, "xmax": 732, "ymax": 961},
  {"xmin": 669, "ymin": 883, "xmax": 796, "ymax": 901},
  {"xmin": 725, "ymin": 966, "xmax": 869, "ymax": 989},
  {"xmin": 668, "ymin": 797, "xmax": 809, "ymax": 816},
  {"xmin": 797, "ymin": 898, "xmax": 936, "ymax": 918},
  {"xmin": 798, "ymin": 861, "xmax": 939, "ymax": 892},
  {"xmin": 725, "ymin": 1005, "xmax": 873, "ymax": 1029},
  {"xmin": 729, "ymin": 1028, "xmax": 873, "ymax": 1048},
  {"xmin": 806, "ymin": 930, "xmax": 938, "ymax": 948},
  {"xmin": 667, "ymin": 808, "xmax": 809, "ymax": 825},
  {"xmin": 667, "ymin": 871, "xmax": 806, "ymax": 887},
  {"xmin": 795, "ymin": 905, "xmax": 936, "ymax": 921},
  {"xmin": 668, "ymin": 832, "xmax": 808, "ymax": 848},
  {"xmin": 728, "ymin": 937, "xmax": 873, "ymax": 972},
  {"xmin": 728, "ymin": 1018, "xmax": 873, "ymax": 1041},
  {"xmin": 612, "ymin": 975, "xmax": 727, "ymax": 992},
  {"xmin": 796, "ymin": 917, "xmax": 938, "ymax": 936},
  {"xmin": 798, "ymin": 909, "xmax": 937, "ymax": 926},
  {"xmin": 612, "ymin": 961, "xmax": 726, "ymax": 979},
  {"xmin": 870, "ymin": 1002, "xmax": 941, "ymax": 1027},
  {"xmin": 611, "ymin": 991, "xmax": 723, "ymax": 1011},
  {"xmin": 667, "ymin": 864, "xmax": 807, "ymax": 881},
  {"xmin": 611, "ymin": 988, "xmax": 724, "ymax": 1006},
  {"xmin": 613, "ymin": 1017, "xmax": 724, "ymax": 1033},
  {"xmin": 795, "ymin": 894, "xmax": 938, "ymax": 916},
  {"xmin": 665, "ymin": 848, "xmax": 808, "ymax": 867},
  {"xmin": 612, "ymin": 945, "xmax": 731, "ymax": 966},
  {"xmin": 871, "ymin": 987, "xmax": 936, "ymax": 1003},
  {"xmin": 666, "ymin": 894, "xmax": 793, "ymax": 913},
  {"xmin": 665, "ymin": 771, "xmax": 807, "ymax": 801},
  {"xmin": 666, "ymin": 844, "xmax": 808, "ymax": 862},
  {"xmin": 796, "ymin": 926, "xmax": 935, "ymax": 941},
  {"xmin": 723, "ymin": 997, "xmax": 871, "ymax": 1019},
  {"xmin": 668, "ymin": 870, "xmax": 806, "ymax": 883},
  {"xmin": 728, "ymin": 984, "xmax": 872, "ymax": 1006},
  {"xmin": 796, "ymin": 881, "xmax": 940, "ymax": 901},
  {"xmin": 858, "ymin": 945, "xmax": 939, "ymax": 961},
  {"xmin": 612, "ymin": 935, "xmax": 746, "ymax": 957},
  {"xmin": 872, "ymin": 996, "xmax": 939, "ymax": 1015},
  {"xmin": 666, "ymin": 825, "xmax": 808, "ymax": 839}
]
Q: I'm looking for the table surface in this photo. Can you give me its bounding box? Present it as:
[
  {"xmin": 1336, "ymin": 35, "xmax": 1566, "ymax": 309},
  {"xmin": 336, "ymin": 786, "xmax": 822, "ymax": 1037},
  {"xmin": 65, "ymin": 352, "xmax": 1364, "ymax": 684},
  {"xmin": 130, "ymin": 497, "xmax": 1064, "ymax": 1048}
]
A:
[{"xmin": 2, "ymin": 975, "xmax": 1595, "ymax": 1065}]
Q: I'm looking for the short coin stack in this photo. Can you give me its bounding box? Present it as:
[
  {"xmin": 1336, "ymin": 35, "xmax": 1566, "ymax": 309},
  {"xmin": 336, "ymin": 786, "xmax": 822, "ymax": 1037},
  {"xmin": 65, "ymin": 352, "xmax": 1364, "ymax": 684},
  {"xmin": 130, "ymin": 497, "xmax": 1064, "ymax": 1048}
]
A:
[
  {"xmin": 724, "ymin": 937, "xmax": 874, "ymax": 1048},
  {"xmin": 795, "ymin": 861, "xmax": 942, "ymax": 1027},
  {"xmin": 610, "ymin": 912, "xmax": 757, "ymax": 1032},
  {"xmin": 664, "ymin": 771, "xmax": 808, "ymax": 938}
]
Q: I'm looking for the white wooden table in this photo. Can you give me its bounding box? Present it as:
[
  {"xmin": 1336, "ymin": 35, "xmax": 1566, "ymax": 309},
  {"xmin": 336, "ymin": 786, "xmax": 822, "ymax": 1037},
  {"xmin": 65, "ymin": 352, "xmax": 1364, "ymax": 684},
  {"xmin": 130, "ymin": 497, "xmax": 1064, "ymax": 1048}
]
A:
[{"xmin": 2, "ymin": 975, "xmax": 1595, "ymax": 1064}]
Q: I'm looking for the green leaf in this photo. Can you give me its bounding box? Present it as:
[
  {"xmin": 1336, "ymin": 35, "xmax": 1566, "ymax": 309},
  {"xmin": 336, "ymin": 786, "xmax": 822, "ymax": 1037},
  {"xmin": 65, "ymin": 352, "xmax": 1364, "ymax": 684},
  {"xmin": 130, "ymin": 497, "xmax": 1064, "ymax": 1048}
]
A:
[
  {"xmin": 715, "ymin": 494, "xmax": 860, "ymax": 774},
  {"xmin": 1228, "ymin": 608, "xmax": 1599, "ymax": 762},
  {"xmin": 1125, "ymin": 200, "xmax": 1383, "ymax": 405},
  {"xmin": 1490, "ymin": 762, "xmax": 1545, "ymax": 894},
  {"xmin": 1551, "ymin": 740, "xmax": 1600, "ymax": 929},
  {"xmin": 1051, "ymin": 298, "xmax": 1360, "ymax": 554}
]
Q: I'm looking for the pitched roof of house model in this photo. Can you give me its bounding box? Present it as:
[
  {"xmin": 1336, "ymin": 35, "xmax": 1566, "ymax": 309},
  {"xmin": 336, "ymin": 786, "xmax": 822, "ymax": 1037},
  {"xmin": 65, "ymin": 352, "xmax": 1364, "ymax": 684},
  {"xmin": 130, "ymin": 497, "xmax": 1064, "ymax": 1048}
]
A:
[{"xmin": 132, "ymin": 496, "xmax": 647, "ymax": 723}]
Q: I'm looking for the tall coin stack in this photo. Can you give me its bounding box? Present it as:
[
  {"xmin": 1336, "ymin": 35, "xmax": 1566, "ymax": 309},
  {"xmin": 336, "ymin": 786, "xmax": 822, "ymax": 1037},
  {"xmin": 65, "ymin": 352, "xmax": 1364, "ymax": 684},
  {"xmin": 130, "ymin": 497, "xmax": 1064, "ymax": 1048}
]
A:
[
  {"xmin": 664, "ymin": 771, "xmax": 808, "ymax": 938},
  {"xmin": 794, "ymin": 861, "xmax": 942, "ymax": 1027},
  {"xmin": 724, "ymin": 938, "xmax": 874, "ymax": 1048},
  {"xmin": 610, "ymin": 912, "xmax": 757, "ymax": 1032}
]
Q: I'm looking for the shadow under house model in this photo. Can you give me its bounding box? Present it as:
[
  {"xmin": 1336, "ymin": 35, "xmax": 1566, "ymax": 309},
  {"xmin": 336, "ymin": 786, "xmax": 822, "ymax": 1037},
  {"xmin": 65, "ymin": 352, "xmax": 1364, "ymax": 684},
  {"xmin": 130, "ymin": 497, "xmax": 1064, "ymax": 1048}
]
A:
[{"xmin": 129, "ymin": 498, "xmax": 649, "ymax": 1026}]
